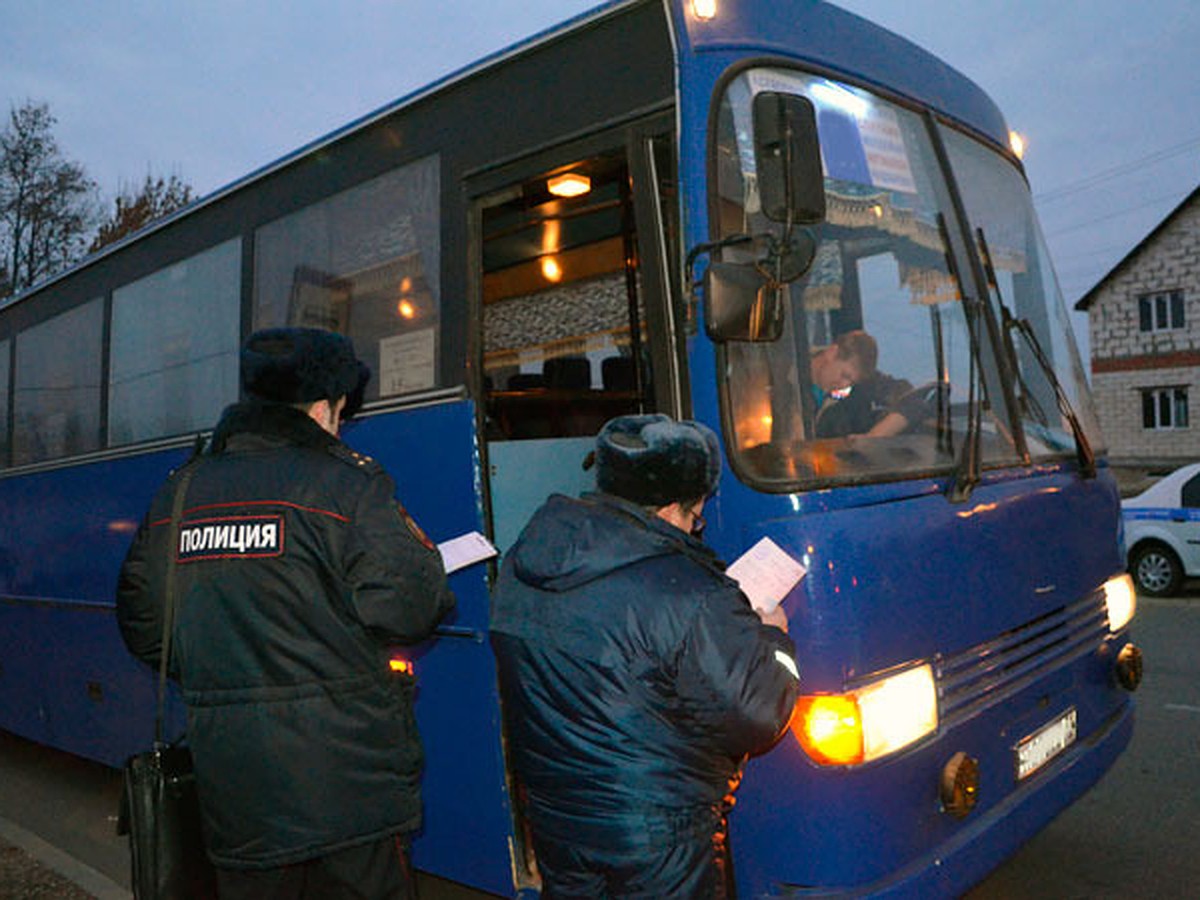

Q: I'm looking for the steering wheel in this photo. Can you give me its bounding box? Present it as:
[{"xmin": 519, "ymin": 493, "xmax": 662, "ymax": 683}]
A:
[{"xmin": 890, "ymin": 381, "xmax": 951, "ymax": 433}]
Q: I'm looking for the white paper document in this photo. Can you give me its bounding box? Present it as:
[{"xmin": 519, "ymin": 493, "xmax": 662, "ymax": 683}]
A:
[
  {"xmin": 438, "ymin": 531, "xmax": 498, "ymax": 574},
  {"xmin": 726, "ymin": 537, "xmax": 807, "ymax": 613}
]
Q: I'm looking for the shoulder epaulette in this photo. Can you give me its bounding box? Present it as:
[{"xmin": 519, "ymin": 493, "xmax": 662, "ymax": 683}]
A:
[{"xmin": 327, "ymin": 442, "xmax": 384, "ymax": 475}]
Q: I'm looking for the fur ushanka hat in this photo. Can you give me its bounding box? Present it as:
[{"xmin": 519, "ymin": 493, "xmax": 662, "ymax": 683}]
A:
[
  {"xmin": 241, "ymin": 327, "xmax": 371, "ymax": 418},
  {"xmin": 594, "ymin": 413, "xmax": 721, "ymax": 508}
]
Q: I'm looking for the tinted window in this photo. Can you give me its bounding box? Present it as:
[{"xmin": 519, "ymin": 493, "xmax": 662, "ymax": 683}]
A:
[
  {"xmin": 1182, "ymin": 474, "xmax": 1200, "ymax": 508},
  {"xmin": 14, "ymin": 300, "xmax": 104, "ymax": 464},
  {"xmin": 109, "ymin": 239, "xmax": 242, "ymax": 445},
  {"xmin": 254, "ymin": 156, "xmax": 441, "ymax": 402}
]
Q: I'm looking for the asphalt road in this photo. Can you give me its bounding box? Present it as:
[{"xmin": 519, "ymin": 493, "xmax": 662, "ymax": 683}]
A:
[
  {"xmin": 1, "ymin": 592, "xmax": 1196, "ymax": 899},
  {"xmin": 965, "ymin": 591, "xmax": 1200, "ymax": 899}
]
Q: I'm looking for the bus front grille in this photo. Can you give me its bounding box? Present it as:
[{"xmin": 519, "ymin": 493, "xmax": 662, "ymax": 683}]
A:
[{"xmin": 936, "ymin": 591, "xmax": 1108, "ymax": 728}]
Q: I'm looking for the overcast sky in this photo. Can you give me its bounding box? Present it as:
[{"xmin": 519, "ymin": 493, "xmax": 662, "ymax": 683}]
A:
[{"xmin": 3, "ymin": 0, "xmax": 1198, "ymax": 336}]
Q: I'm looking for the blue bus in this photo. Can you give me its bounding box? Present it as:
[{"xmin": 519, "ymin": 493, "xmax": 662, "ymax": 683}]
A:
[{"xmin": 0, "ymin": 1, "xmax": 1142, "ymax": 896}]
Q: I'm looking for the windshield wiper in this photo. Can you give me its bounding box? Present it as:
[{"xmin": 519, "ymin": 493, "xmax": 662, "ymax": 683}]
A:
[
  {"xmin": 932, "ymin": 214, "xmax": 957, "ymax": 458},
  {"xmin": 948, "ymin": 291, "xmax": 986, "ymax": 502},
  {"xmin": 1006, "ymin": 315, "xmax": 1097, "ymax": 477},
  {"xmin": 936, "ymin": 212, "xmax": 984, "ymax": 503},
  {"xmin": 976, "ymin": 228, "xmax": 1096, "ymax": 478}
]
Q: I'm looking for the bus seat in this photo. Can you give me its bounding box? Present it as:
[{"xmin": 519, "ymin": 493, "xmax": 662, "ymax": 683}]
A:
[
  {"xmin": 507, "ymin": 372, "xmax": 545, "ymax": 390},
  {"xmin": 544, "ymin": 356, "xmax": 591, "ymax": 390},
  {"xmin": 602, "ymin": 356, "xmax": 636, "ymax": 392}
]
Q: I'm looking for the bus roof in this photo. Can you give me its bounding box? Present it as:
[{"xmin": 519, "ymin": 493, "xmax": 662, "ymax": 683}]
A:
[
  {"xmin": 4, "ymin": 0, "xmax": 1008, "ymax": 309},
  {"xmin": 1, "ymin": 0, "xmax": 640, "ymax": 310},
  {"xmin": 675, "ymin": 0, "xmax": 1009, "ymax": 147}
]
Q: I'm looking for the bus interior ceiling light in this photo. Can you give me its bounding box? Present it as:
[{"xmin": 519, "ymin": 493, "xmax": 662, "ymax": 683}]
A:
[
  {"xmin": 792, "ymin": 663, "xmax": 938, "ymax": 766},
  {"xmin": 547, "ymin": 173, "xmax": 591, "ymax": 198},
  {"xmin": 1102, "ymin": 574, "xmax": 1136, "ymax": 632},
  {"xmin": 541, "ymin": 256, "xmax": 563, "ymax": 282},
  {"xmin": 691, "ymin": 0, "xmax": 717, "ymax": 20}
]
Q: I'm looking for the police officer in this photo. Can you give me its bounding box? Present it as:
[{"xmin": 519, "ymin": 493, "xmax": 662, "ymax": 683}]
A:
[
  {"xmin": 117, "ymin": 327, "xmax": 455, "ymax": 899},
  {"xmin": 490, "ymin": 414, "xmax": 801, "ymax": 898}
]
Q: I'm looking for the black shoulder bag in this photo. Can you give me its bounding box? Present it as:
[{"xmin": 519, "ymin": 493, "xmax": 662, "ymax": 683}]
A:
[{"xmin": 118, "ymin": 449, "xmax": 217, "ymax": 899}]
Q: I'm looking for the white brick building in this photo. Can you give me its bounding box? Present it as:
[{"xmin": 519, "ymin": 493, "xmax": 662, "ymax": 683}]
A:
[{"xmin": 1076, "ymin": 186, "xmax": 1200, "ymax": 465}]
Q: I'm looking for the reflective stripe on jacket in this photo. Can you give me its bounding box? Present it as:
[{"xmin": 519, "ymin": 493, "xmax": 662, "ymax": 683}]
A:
[{"xmin": 490, "ymin": 492, "xmax": 800, "ymax": 851}]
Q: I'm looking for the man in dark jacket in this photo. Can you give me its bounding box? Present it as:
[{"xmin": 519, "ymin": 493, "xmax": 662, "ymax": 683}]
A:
[
  {"xmin": 815, "ymin": 369, "xmax": 914, "ymax": 438},
  {"xmin": 816, "ymin": 370, "xmax": 951, "ymax": 440},
  {"xmin": 491, "ymin": 414, "xmax": 801, "ymax": 899},
  {"xmin": 117, "ymin": 327, "xmax": 455, "ymax": 899}
]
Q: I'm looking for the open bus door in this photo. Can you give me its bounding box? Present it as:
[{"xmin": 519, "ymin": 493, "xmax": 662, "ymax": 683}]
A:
[
  {"xmin": 471, "ymin": 117, "xmax": 684, "ymax": 555},
  {"xmin": 468, "ymin": 114, "xmax": 684, "ymax": 888}
]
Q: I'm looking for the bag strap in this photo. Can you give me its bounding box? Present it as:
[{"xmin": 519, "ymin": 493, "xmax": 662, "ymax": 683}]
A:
[{"xmin": 155, "ymin": 436, "xmax": 206, "ymax": 746}]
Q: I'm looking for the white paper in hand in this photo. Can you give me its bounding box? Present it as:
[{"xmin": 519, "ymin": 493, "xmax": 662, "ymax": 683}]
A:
[
  {"xmin": 726, "ymin": 537, "xmax": 807, "ymax": 613},
  {"xmin": 437, "ymin": 531, "xmax": 498, "ymax": 574}
]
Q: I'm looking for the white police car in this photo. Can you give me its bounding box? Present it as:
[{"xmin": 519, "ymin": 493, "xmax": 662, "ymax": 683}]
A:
[{"xmin": 1122, "ymin": 462, "xmax": 1200, "ymax": 596}]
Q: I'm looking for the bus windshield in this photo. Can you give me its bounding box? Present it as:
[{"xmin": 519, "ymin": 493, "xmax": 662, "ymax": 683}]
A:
[
  {"xmin": 713, "ymin": 68, "xmax": 1098, "ymax": 488},
  {"xmin": 939, "ymin": 124, "xmax": 1104, "ymax": 460}
]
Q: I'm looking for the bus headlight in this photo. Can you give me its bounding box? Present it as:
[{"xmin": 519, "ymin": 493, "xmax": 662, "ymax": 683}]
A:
[
  {"xmin": 792, "ymin": 663, "xmax": 938, "ymax": 766},
  {"xmin": 1103, "ymin": 573, "xmax": 1136, "ymax": 632}
]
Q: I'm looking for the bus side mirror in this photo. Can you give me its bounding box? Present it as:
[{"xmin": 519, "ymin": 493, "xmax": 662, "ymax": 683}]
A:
[
  {"xmin": 753, "ymin": 92, "xmax": 826, "ymax": 225},
  {"xmin": 704, "ymin": 263, "xmax": 785, "ymax": 343}
]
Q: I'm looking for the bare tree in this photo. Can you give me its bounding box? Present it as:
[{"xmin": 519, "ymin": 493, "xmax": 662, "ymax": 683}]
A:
[
  {"xmin": 91, "ymin": 172, "xmax": 195, "ymax": 252},
  {"xmin": 0, "ymin": 101, "xmax": 99, "ymax": 300}
]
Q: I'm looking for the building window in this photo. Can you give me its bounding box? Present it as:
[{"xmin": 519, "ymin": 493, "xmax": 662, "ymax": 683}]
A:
[
  {"xmin": 1137, "ymin": 290, "xmax": 1184, "ymax": 332},
  {"xmin": 1141, "ymin": 387, "xmax": 1189, "ymax": 430}
]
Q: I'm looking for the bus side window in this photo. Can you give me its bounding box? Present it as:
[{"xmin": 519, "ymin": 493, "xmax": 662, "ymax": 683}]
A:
[
  {"xmin": 110, "ymin": 239, "xmax": 242, "ymax": 447},
  {"xmin": 254, "ymin": 156, "xmax": 443, "ymax": 404},
  {"xmin": 12, "ymin": 300, "xmax": 104, "ymax": 466},
  {"xmin": 0, "ymin": 339, "xmax": 9, "ymax": 468}
]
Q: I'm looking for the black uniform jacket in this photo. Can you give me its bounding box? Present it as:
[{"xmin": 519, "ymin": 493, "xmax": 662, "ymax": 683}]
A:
[
  {"xmin": 490, "ymin": 493, "xmax": 800, "ymax": 852},
  {"xmin": 117, "ymin": 402, "xmax": 455, "ymax": 869}
]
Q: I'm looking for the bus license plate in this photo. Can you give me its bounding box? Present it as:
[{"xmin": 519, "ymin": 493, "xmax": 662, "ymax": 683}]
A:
[{"xmin": 1016, "ymin": 707, "xmax": 1077, "ymax": 780}]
